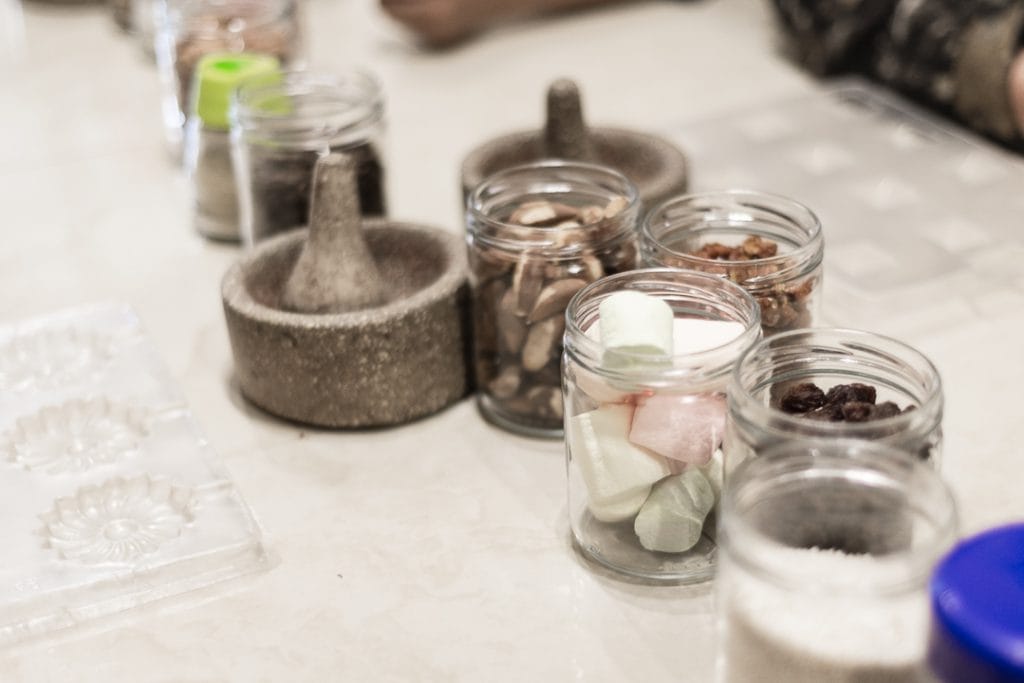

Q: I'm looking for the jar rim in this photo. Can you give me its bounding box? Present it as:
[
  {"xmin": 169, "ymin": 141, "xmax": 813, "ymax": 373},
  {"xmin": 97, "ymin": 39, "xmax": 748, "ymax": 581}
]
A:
[
  {"xmin": 232, "ymin": 69, "xmax": 384, "ymax": 149},
  {"xmin": 641, "ymin": 189, "xmax": 823, "ymax": 285},
  {"xmin": 466, "ymin": 160, "xmax": 641, "ymax": 256},
  {"xmin": 721, "ymin": 440, "xmax": 958, "ymax": 594},
  {"xmin": 729, "ymin": 327, "xmax": 944, "ymax": 436},
  {"xmin": 563, "ymin": 267, "xmax": 762, "ymax": 384}
]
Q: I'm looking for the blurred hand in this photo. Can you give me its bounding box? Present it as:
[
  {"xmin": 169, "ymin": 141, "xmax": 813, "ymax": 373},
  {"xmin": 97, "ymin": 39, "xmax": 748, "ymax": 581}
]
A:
[
  {"xmin": 380, "ymin": 0, "xmax": 493, "ymax": 46},
  {"xmin": 1011, "ymin": 50, "xmax": 1024, "ymax": 135}
]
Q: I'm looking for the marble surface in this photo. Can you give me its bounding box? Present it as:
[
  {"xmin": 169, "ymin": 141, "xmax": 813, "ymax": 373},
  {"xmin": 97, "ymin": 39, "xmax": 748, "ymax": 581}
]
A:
[{"xmin": 2, "ymin": 0, "xmax": 1022, "ymax": 680}]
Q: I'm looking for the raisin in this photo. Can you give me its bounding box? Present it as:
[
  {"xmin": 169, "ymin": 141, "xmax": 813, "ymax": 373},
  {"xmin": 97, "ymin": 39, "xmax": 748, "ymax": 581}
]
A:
[
  {"xmin": 871, "ymin": 401, "xmax": 902, "ymax": 419},
  {"xmin": 805, "ymin": 403, "xmax": 844, "ymax": 421},
  {"xmin": 779, "ymin": 382, "xmax": 827, "ymax": 414},
  {"xmin": 825, "ymin": 383, "xmax": 877, "ymax": 406},
  {"xmin": 841, "ymin": 401, "xmax": 874, "ymax": 422}
]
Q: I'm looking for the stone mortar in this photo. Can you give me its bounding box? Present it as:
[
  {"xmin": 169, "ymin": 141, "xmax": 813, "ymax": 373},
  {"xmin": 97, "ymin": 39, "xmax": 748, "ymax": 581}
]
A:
[
  {"xmin": 461, "ymin": 127, "xmax": 689, "ymax": 208},
  {"xmin": 222, "ymin": 220, "xmax": 470, "ymax": 428}
]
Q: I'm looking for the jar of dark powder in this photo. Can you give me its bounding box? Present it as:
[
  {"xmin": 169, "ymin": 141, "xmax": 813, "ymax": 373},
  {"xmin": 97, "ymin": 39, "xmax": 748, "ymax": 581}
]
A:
[
  {"xmin": 185, "ymin": 52, "xmax": 280, "ymax": 241},
  {"xmin": 725, "ymin": 327, "xmax": 944, "ymax": 468},
  {"xmin": 641, "ymin": 190, "xmax": 823, "ymax": 337},
  {"xmin": 231, "ymin": 69, "xmax": 387, "ymax": 245},
  {"xmin": 466, "ymin": 160, "xmax": 640, "ymax": 437},
  {"xmin": 717, "ymin": 440, "xmax": 957, "ymax": 683},
  {"xmin": 156, "ymin": 0, "xmax": 302, "ymax": 154}
]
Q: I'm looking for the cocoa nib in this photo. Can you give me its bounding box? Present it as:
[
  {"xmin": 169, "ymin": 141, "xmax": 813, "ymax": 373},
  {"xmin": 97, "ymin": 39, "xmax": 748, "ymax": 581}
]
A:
[
  {"xmin": 692, "ymin": 235, "xmax": 778, "ymax": 261},
  {"xmin": 778, "ymin": 381, "xmax": 913, "ymax": 423}
]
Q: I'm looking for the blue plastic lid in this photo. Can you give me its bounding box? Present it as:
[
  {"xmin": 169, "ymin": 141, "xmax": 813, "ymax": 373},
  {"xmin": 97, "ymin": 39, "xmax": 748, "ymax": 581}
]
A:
[{"xmin": 928, "ymin": 523, "xmax": 1024, "ymax": 682}]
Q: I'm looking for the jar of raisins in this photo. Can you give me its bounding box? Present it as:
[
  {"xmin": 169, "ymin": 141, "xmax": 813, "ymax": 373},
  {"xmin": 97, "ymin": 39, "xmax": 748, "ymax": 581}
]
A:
[
  {"xmin": 641, "ymin": 190, "xmax": 823, "ymax": 337},
  {"xmin": 725, "ymin": 328, "xmax": 944, "ymax": 472},
  {"xmin": 562, "ymin": 268, "xmax": 762, "ymax": 582},
  {"xmin": 466, "ymin": 161, "xmax": 640, "ymax": 437}
]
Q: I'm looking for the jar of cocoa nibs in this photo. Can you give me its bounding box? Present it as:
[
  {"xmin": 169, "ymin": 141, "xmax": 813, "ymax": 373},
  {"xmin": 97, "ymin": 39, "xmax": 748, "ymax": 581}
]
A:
[
  {"xmin": 466, "ymin": 161, "xmax": 640, "ymax": 437},
  {"xmin": 725, "ymin": 328, "xmax": 944, "ymax": 472},
  {"xmin": 641, "ymin": 190, "xmax": 823, "ymax": 337},
  {"xmin": 562, "ymin": 268, "xmax": 762, "ymax": 582},
  {"xmin": 232, "ymin": 69, "xmax": 387, "ymax": 245},
  {"xmin": 156, "ymin": 0, "xmax": 302, "ymax": 154}
]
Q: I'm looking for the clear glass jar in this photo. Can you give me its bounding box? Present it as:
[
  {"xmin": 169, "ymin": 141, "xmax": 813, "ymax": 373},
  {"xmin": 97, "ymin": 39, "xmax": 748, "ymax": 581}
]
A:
[
  {"xmin": 562, "ymin": 268, "xmax": 762, "ymax": 582},
  {"xmin": 641, "ymin": 190, "xmax": 823, "ymax": 337},
  {"xmin": 726, "ymin": 328, "xmax": 944, "ymax": 471},
  {"xmin": 717, "ymin": 440, "xmax": 957, "ymax": 683},
  {"xmin": 156, "ymin": 0, "xmax": 302, "ymax": 154},
  {"xmin": 466, "ymin": 161, "xmax": 641, "ymax": 437},
  {"xmin": 232, "ymin": 69, "xmax": 387, "ymax": 245}
]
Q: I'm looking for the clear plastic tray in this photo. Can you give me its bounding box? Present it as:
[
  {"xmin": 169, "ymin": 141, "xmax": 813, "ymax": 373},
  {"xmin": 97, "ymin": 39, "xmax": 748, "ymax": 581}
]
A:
[
  {"xmin": 0, "ymin": 303, "xmax": 267, "ymax": 646},
  {"xmin": 668, "ymin": 79, "xmax": 1024, "ymax": 338}
]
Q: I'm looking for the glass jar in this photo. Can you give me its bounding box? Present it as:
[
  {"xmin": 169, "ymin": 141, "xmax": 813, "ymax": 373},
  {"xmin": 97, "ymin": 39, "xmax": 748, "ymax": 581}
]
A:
[
  {"xmin": 184, "ymin": 53, "xmax": 280, "ymax": 241},
  {"xmin": 466, "ymin": 161, "xmax": 641, "ymax": 437},
  {"xmin": 641, "ymin": 190, "xmax": 823, "ymax": 337},
  {"xmin": 726, "ymin": 328, "xmax": 944, "ymax": 471},
  {"xmin": 156, "ymin": 0, "xmax": 302, "ymax": 154},
  {"xmin": 562, "ymin": 268, "xmax": 762, "ymax": 582},
  {"xmin": 232, "ymin": 69, "xmax": 387, "ymax": 245},
  {"xmin": 717, "ymin": 440, "xmax": 958, "ymax": 683}
]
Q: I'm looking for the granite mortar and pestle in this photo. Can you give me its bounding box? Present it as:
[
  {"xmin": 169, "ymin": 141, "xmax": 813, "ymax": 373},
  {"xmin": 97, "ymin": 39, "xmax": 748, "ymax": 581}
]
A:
[
  {"xmin": 461, "ymin": 78, "xmax": 689, "ymax": 207},
  {"xmin": 222, "ymin": 153, "xmax": 470, "ymax": 428}
]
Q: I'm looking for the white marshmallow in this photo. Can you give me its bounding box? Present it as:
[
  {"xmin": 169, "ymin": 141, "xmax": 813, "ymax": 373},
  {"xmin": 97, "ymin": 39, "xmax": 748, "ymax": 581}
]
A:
[
  {"xmin": 634, "ymin": 468, "xmax": 715, "ymax": 553},
  {"xmin": 597, "ymin": 291, "xmax": 674, "ymax": 369},
  {"xmin": 568, "ymin": 404, "xmax": 671, "ymax": 520}
]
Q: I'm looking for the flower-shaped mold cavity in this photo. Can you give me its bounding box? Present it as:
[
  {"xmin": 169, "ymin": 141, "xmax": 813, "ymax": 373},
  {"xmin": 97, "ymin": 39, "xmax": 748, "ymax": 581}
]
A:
[
  {"xmin": 41, "ymin": 476, "xmax": 195, "ymax": 564},
  {"xmin": 0, "ymin": 328, "xmax": 115, "ymax": 393},
  {"xmin": 3, "ymin": 398, "xmax": 150, "ymax": 474}
]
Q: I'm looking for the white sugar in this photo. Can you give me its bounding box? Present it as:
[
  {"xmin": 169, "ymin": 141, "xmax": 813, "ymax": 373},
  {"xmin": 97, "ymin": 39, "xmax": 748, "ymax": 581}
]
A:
[{"xmin": 722, "ymin": 547, "xmax": 929, "ymax": 683}]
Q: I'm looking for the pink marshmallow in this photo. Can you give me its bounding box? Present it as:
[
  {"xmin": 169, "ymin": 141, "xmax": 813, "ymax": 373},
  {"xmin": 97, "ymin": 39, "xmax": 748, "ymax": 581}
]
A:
[{"xmin": 628, "ymin": 393, "xmax": 727, "ymax": 466}]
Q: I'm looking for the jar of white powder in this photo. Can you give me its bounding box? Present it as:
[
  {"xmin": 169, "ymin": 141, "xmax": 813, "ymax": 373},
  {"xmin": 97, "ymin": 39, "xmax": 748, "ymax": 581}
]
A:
[
  {"xmin": 563, "ymin": 268, "xmax": 761, "ymax": 582},
  {"xmin": 726, "ymin": 328, "xmax": 944, "ymax": 471},
  {"xmin": 716, "ymin": 440, "xmax": 957, "ymax": 683}
]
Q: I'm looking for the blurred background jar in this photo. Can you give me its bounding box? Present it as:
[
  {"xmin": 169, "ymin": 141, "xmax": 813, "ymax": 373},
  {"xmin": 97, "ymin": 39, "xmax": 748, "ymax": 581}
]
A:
[
  {"xmin": 156, "ymin": 0, "xmax": 302, "ymax": 155},
  {"xmin": 231, "ymin": 69, "xmax": 386, "ymax": 245},
  {"xmin": 466, "ymin": 161, "xmax": 640, "ymax": 437},
  {"xmin": 641, "ymin": 190, "xmax": 823, "ymax": 338},
  {"xmin": 562, "ymin": 268, "xmax": 761, "ymax": 582},
  {"xmin": 184, "ymin": 52, "xmax": 279, "ymax": 241},
  {"xmin": 717, "ymin": 440, "xmax": 957, "ymax": 683},
  {"xmin": 726, "ymin": 328, "xmax": 944, "ymax": 471}
]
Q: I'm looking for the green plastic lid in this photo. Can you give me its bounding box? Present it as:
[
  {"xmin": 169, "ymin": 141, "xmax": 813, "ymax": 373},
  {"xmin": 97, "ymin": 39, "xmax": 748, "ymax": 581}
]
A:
[{"xmin": 194, "ymin": 53, "xmax": 281, "ymax": 129}]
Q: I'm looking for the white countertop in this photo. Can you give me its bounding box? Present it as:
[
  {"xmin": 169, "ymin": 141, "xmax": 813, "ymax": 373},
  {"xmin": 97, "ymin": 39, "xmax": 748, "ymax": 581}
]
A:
[{"xmin": 2, "ymin": 0, "xmax": 1022, "ymax": 680}]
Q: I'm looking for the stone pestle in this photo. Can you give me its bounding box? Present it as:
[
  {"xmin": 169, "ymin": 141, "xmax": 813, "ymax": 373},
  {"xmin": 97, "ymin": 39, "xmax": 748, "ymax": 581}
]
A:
[
  {"xmin": 281, "ymin": 152, "xmax": 388, "ymax": 313},
  {"xmin": 543, "ymin": 78, "xmax": 594, "ymax": 161}
]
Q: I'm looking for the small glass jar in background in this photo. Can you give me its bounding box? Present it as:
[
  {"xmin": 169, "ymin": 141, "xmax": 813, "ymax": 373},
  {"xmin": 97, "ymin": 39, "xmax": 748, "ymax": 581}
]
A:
[
  {"xmin": 642, "ymin": 190, "xmax": 823, "ymax": 337},
  {"xmin": 928, "ymin": 523, "xmax": 1024, "ymax": 682},
  {"xmin": 562, "ymin": 268, "xmax": 762, "ymax": 582},
  {"xmin": 716, "ymin": 440, "xmax": 958, "ymax": 683},
  {"xmin": 466, "ymin": 161, "xmax": 641, "ymax": 437},
  {"xmin": 232, "ymin": 69, "xmax": 387, "ymax": 245},
  {"xmin": 184, "ymin": 52, "xmax": 279, "ymax": 241},
  {"xmin": 156, "ymin": 0, "xmax": 302, "ymax": 154},
  {"xmin": 726, "ymin": 327, "xmax": 944, "ymax": 471}
]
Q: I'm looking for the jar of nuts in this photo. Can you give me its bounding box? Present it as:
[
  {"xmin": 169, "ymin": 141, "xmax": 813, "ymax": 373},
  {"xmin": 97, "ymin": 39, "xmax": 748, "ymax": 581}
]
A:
[
  {"xmin": 641, "ymin": 190, "xmax": 823, "ymax": 337},
  {"xmin": 726, "ymin": 328, "xmax": 944, "ymax": 472},
  {"xmin": 466, "ymin": 161, "xmax": 641, "ymax": 437}
]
